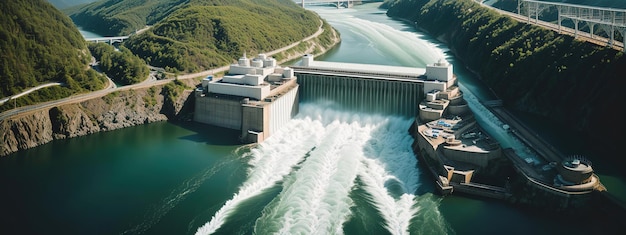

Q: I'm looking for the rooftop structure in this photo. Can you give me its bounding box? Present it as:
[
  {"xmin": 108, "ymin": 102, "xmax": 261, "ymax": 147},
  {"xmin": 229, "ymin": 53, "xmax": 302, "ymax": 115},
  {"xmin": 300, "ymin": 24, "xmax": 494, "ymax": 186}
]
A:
[{"xmin": 201, "ymin": 53, "xmax": 296, "ymax": 101}]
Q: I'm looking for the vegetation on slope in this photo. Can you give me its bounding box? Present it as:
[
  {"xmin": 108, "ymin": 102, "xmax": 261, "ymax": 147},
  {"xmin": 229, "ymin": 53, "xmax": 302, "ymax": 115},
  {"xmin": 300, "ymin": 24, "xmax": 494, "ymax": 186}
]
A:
[
  {"xmin": 385, "ymin": 0, "xmax": 625, "ymax": 162},
  {"xmin": 0, "ymin": 0, "xmax": 107, "ymax": 110},
  {"xmin": 67, "ymin": 0, "xmax": 189, "ymax": 36},
  {"xmin": 123, "ymin": 0, "xmax": 319, "ymax": 73},
  {"xmin": 88, "ymin": 43, "xmax": 149, "ymax": 85}
]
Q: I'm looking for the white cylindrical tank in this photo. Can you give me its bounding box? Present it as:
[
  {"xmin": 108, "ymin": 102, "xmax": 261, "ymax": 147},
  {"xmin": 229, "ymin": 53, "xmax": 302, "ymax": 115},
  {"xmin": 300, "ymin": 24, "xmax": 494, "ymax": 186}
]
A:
[
  {"xmin": 283, "ymin": 67, "xmax": 294, "ymax": 78},
  {"xmin": 302, "ymin": 54, "xmax": 314, "ymax": 67},
  {"xmin": 264, "ymin": 58, "xmax": 276, "ymax": 68},
  {"xmin": 251, "ymin": 58, "xmax": 263, "ymax": 68},
  {"xmin": 257, "ymin": 54, "xmax": 267, "ymax": 60},
  {"xmin": 238, "ymin": 57, "xmax": 250, "ymax": 67}
]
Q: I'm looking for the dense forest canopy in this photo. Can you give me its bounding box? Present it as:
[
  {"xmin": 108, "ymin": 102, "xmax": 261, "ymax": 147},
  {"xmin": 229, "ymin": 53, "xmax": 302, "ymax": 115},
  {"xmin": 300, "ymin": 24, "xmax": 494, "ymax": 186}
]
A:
[
  {"xmin": 68, "ymin": 0, "xmax": 191, "ymax": 36},
  {"xmin": 88, "ymin": 43, "xmax": 149, "ymax": 85},
  {"xmin": 0, "ymin": 0, "xmax": 106, "ymax": 102},
  {"xmin": 123, "ymin": 0, "xmax": 319, "ymax": 73},
  {"xmin": 68, "ymin": 0, "xmax": 319, "ymax": 73}
]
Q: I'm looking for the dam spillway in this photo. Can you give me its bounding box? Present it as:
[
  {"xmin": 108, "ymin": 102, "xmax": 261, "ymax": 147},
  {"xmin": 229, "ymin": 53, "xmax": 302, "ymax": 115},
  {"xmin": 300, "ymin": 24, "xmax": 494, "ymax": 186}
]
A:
[{"xmin": 292, "ymin": 54, "xmax": 455, "ymax": 117}]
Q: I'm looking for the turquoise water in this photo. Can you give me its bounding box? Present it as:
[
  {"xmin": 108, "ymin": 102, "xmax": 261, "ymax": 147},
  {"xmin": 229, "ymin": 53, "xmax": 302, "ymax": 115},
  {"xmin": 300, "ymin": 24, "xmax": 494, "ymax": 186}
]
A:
[
  {"xmin": 1, "ymin": 3, "xmax": 624, "ymax": 235},
  {"xmin": 79, "ymin": 28, "xmax": 103, "ymax": 38}
]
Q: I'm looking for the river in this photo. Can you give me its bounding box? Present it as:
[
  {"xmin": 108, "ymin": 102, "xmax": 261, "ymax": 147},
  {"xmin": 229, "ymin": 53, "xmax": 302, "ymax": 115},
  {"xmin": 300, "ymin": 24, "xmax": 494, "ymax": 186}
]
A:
[{"xmin": 1, "ymin": 3, "xmax": 623, "ymax": 235}]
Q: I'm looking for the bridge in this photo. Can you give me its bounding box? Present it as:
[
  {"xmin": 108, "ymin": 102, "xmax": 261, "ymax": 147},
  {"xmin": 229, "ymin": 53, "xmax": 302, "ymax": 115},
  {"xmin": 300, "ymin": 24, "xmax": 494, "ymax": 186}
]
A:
[
  {"xmin": 499, "ymin": 0, "xmax": 626, "ymax": 51},
  {"xmin": 296, "ymin": 0, "xmax": 378, "ymax": 9},
  {"xmin": 84, "ymin": 36, "xmax": 130, "ymax": 44},
  {"xmin": 292, "ymin": 54, "xmax": 456, "ymax": 117}
]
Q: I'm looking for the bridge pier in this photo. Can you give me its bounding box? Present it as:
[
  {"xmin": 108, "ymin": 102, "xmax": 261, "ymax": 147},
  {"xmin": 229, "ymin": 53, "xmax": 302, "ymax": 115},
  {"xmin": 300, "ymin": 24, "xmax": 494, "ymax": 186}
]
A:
[
  {"xmin": 573, "ymin": 19, "xmax": 579, "ymax": 38},
  {"xmin": 621, "ymin": 29, "xmax": 626, "ymax": 52},
  {"xmin": 587, "ymin": 22, "xmax": 596, "ymax": 39},
  {"xmin": 600, "ymin": 24, "xmax": 615, "ymax": 47}
]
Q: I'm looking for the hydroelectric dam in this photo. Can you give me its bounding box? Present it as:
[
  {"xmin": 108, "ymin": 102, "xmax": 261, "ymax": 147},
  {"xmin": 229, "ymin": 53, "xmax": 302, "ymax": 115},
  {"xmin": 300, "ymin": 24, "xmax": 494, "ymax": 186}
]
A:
[
  {"xmin": 194, "ymin": 53, "xmax": 455, "ymax": 143},
  {"xmin": 293, "ymin": 54, "xmax": 455, "ymax": 117}
]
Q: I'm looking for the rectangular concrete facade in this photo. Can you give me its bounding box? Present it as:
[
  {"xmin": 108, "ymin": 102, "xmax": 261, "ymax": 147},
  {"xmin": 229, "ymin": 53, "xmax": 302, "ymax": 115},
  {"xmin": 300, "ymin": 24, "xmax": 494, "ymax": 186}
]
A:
[
  {"xmin": 239, "ymin": 85, "xmax": 299, "ymax": 143},
  {"xmin": 194, "ymin": 96, "xmax": 242, "ymax": 130}
]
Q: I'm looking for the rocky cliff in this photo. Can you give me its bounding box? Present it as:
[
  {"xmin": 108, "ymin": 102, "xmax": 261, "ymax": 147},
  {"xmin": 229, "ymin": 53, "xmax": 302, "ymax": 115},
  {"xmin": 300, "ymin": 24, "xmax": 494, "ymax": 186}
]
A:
[{"xmin": 0, "ymin": 81, "xmax": 194, "ymax": 157}]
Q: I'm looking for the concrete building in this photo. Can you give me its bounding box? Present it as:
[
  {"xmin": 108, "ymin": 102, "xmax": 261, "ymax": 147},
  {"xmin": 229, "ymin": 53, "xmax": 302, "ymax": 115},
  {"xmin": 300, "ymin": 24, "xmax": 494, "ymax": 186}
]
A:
[{"xmin": 194, "ymin": 53, "xmax": 299, "ymax": 143}]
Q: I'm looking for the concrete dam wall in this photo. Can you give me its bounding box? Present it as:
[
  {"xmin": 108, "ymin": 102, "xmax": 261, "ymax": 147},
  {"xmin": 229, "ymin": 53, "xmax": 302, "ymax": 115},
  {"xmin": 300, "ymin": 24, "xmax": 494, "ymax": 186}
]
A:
[{"xmin": 295, "ymin": 73, "xmax": 424, "ymax": 117}]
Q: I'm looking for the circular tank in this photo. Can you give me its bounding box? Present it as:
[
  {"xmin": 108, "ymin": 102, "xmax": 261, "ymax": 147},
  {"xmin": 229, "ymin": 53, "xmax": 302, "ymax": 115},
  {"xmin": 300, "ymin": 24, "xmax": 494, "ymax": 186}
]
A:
[{"xmin": 251, "ymin": 59, "xmax": 263, "ymax": 68}]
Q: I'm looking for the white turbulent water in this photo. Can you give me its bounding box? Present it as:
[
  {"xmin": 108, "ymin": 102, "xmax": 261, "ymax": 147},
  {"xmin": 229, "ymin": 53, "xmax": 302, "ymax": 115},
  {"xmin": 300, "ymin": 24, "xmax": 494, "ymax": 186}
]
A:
[{"xmin": 195, "ymin": 103, "xmax": 433, "ymax": 235}]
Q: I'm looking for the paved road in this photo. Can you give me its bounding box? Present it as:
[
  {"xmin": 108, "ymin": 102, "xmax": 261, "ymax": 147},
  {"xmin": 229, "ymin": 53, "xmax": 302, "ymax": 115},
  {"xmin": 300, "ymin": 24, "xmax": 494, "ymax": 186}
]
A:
[
  {"xmin": 0, "ymin": 82, "xmax": 63, "ymax": 105},
  {"xmin": 0, "ymin": 20, "xmax": 325, "ymax": 121}
]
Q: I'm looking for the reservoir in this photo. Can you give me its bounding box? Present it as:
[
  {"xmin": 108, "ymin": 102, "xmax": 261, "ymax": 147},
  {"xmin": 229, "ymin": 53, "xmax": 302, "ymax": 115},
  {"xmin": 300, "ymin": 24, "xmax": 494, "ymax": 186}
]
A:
[{"xmin": 1, "ymin": 3, "xmax": 624, "ymax": 235}]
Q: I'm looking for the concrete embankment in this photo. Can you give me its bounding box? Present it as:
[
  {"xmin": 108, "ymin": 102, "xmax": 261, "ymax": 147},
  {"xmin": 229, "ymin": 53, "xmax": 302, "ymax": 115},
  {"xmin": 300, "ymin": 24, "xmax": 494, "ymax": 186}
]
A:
[{"xmin": 0, "ymin": 20, "xmax": 341, "ymax": 157}]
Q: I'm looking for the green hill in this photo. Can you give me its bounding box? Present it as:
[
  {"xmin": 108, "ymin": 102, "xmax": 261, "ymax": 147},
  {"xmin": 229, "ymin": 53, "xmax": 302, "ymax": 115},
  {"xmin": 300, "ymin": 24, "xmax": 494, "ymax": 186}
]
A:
[
  {"xmin": 0, "ymin": 0, "xmax": 106, "ymax": 106},
  {"xmin": 68, "ymin": 0, "xmax": 190, "ymax": 36},
  {"xmin": 68, "ymin": 0, "xmax": 319, "ymax": 73},
  {"xmin": 124, "ymin": 0, "xmax": 319, "ymax": 72}
]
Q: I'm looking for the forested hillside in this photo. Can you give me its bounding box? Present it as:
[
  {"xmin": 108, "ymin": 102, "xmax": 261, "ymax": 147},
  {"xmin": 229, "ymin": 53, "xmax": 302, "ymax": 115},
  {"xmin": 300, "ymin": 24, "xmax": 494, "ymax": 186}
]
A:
[
  {"xmin": 0, "ymin": 0, "xmax": 106, "ymax": 104},
  {"xmin": 69, "ymin": 0, "xmax": 320, "ymax": 73},
  {"xmin": 124, "ymin": 0, "xmax": 320, "ymax": 72},
  {"xmin": 385, "ymin": 0, "xmax": 625, "ymax": 164},
  {"xmin": 67, "ymin": 0, "xmax": 189, "ymax": 36}
]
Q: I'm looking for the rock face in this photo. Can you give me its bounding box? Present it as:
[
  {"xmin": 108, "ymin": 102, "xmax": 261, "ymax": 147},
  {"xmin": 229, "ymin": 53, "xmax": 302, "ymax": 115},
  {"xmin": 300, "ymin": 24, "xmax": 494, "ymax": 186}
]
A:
[{"xmin": 0, "ymin": 83, "xmax": 193, "ymax": 157}]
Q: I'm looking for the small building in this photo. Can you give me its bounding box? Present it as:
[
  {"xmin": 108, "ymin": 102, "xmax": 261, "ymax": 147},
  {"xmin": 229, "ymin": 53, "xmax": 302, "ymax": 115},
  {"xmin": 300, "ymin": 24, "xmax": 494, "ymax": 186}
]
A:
[{"xmin": 194, "ymin": 53, "xmax": 299, "ymax": 143}]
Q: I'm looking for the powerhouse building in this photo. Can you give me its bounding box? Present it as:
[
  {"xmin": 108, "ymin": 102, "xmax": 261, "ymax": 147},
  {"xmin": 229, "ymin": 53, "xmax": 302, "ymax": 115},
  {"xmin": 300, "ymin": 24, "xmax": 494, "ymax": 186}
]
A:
[{"xmin": 194, "ymin": 53, "xmax": 299, "ymax": 143}]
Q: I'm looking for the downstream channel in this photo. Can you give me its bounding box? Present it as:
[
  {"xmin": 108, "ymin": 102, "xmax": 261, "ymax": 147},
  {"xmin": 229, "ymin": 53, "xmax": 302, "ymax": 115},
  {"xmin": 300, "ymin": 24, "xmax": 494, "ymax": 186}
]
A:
[{"xmin": 0, "ymin": 3, "xmax": 623, "ymax": 235}]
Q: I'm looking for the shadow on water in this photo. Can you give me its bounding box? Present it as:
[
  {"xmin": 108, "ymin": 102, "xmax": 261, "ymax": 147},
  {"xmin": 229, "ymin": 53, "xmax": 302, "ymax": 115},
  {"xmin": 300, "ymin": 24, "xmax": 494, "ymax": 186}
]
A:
[{"xmin": 170, "ymin": 120, "xmax": 243, "ymax": 146}]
